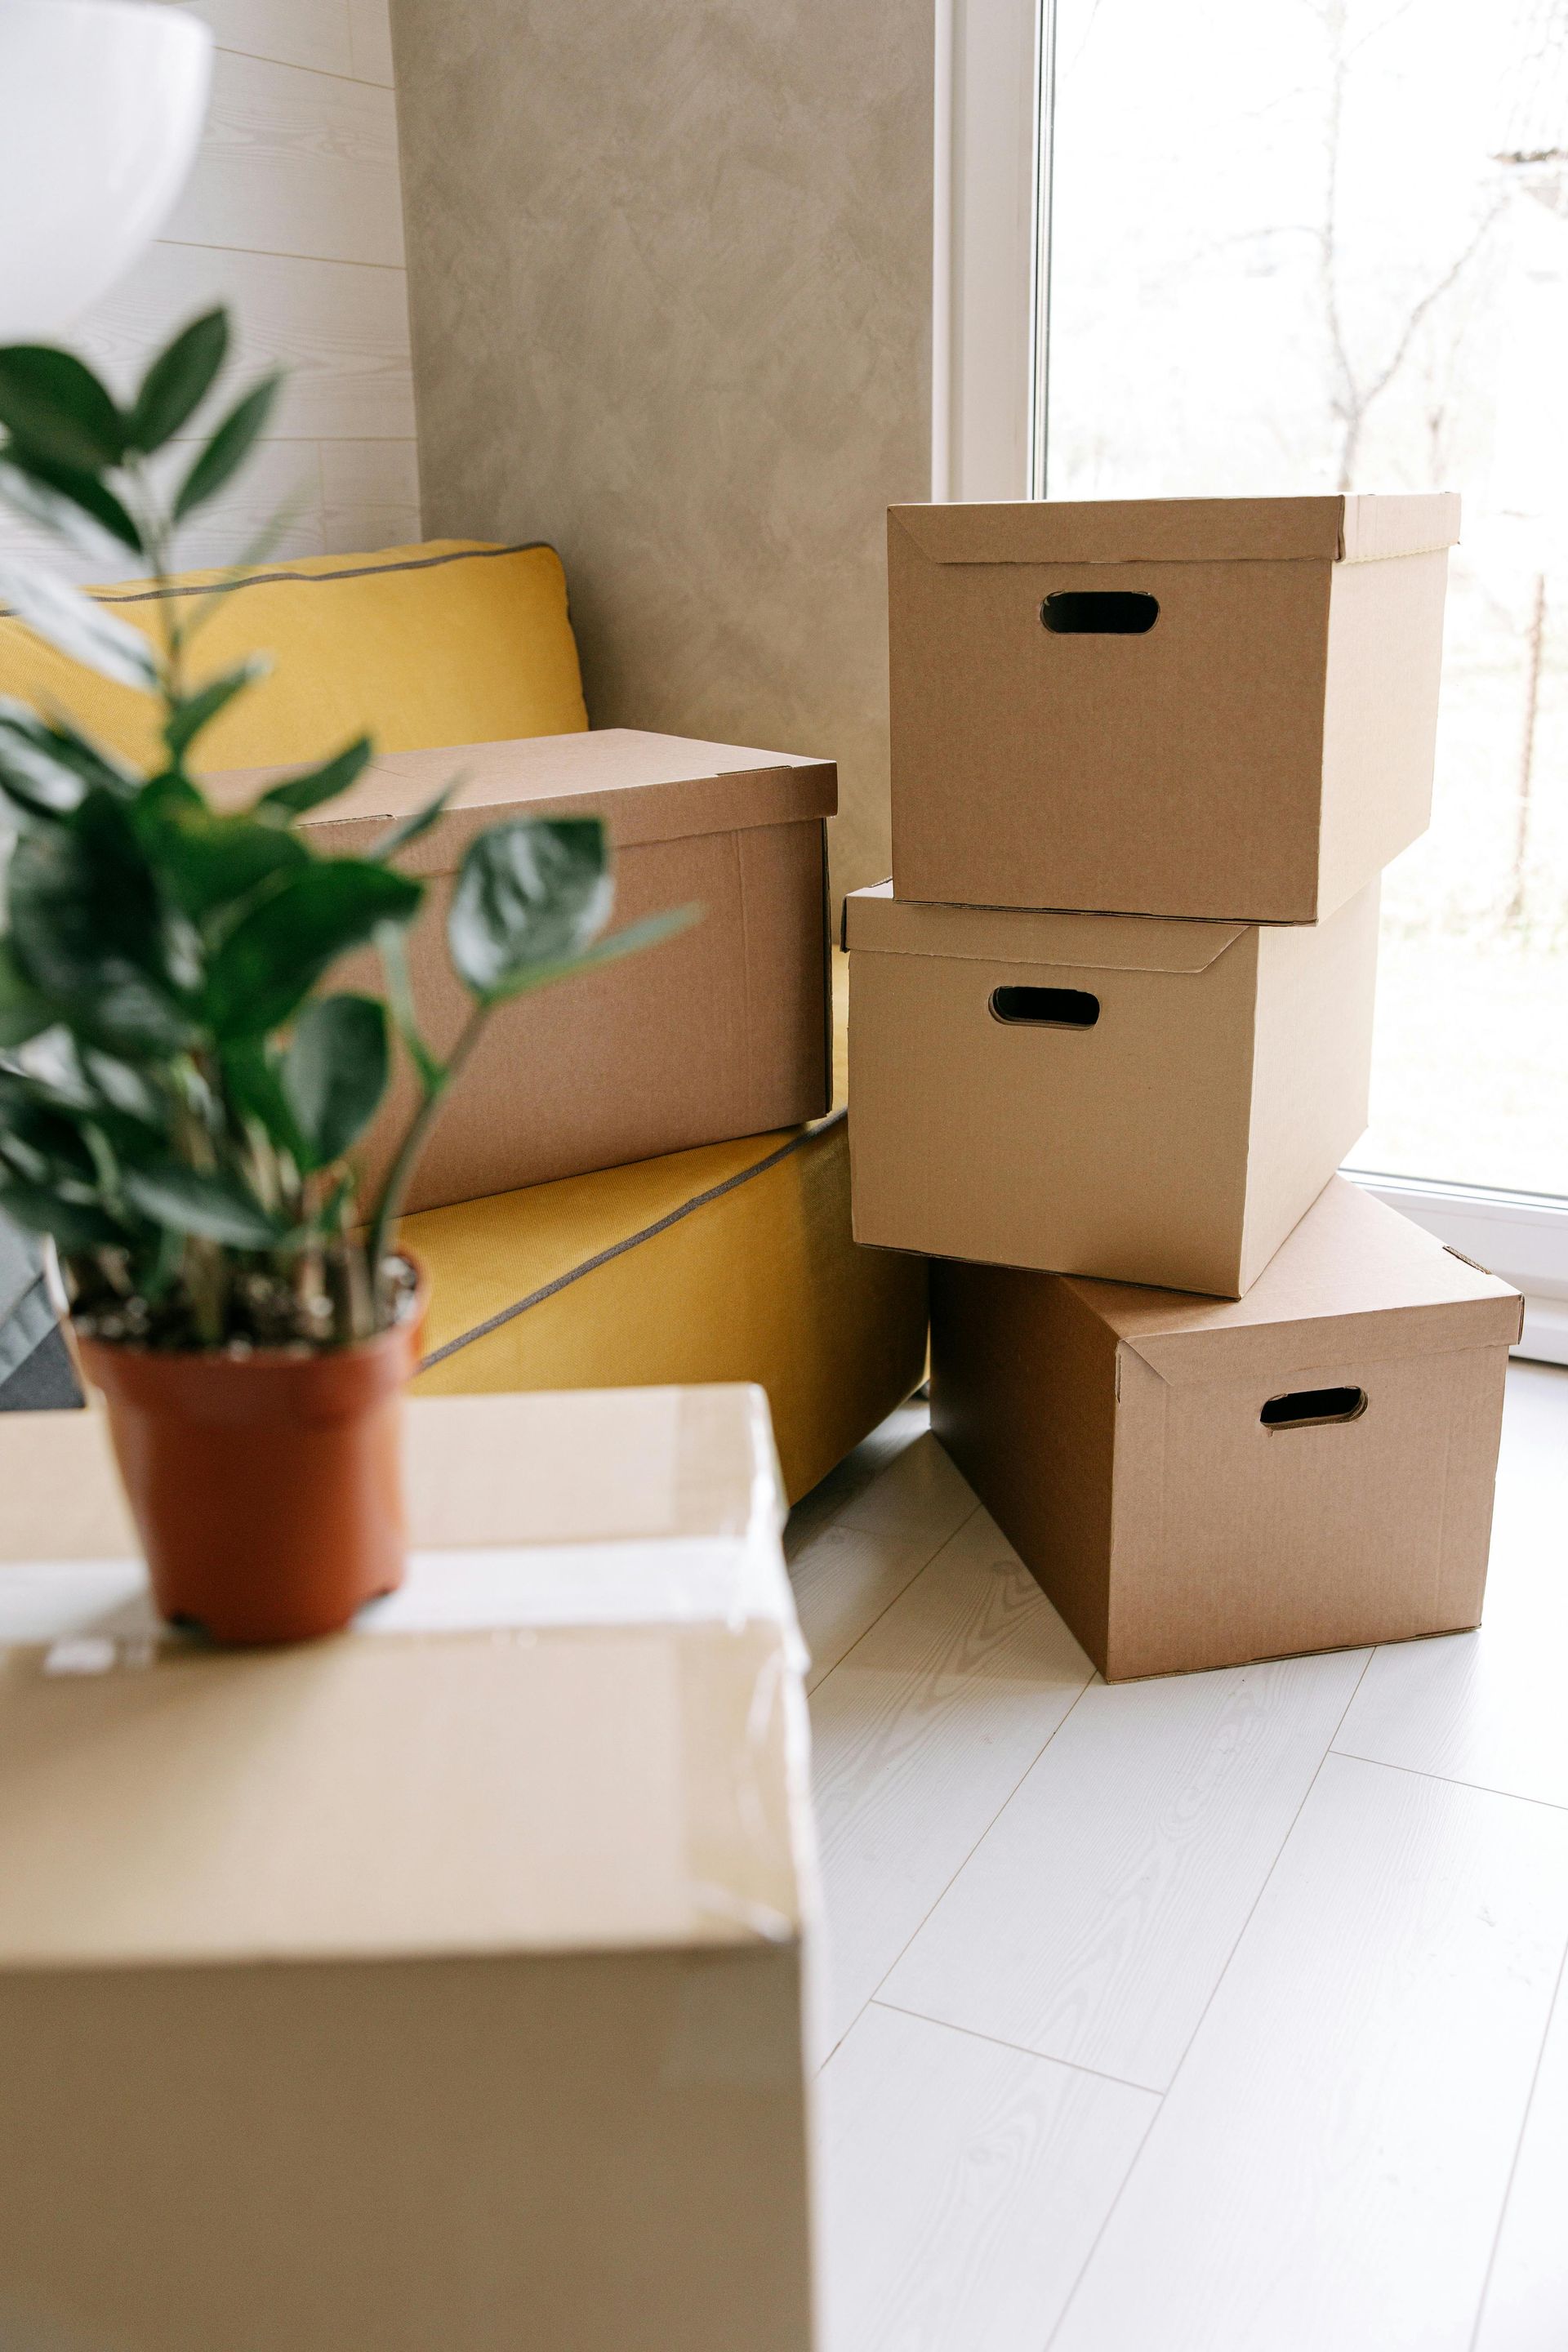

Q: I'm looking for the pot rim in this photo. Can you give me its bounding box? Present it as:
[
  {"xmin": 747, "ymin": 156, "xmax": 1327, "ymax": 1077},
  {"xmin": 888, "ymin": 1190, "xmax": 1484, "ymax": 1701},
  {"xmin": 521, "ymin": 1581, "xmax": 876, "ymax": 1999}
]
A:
[{"xmin": 72, "ymin": 1252, "xmax": 428, "ymax": 1369}]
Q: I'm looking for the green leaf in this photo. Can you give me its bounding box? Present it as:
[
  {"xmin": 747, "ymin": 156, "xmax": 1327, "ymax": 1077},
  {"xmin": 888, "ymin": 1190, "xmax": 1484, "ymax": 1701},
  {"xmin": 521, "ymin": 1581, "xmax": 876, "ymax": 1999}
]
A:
[
  {"xmin": 131, "ymin": 767, "xmax": 205, "ymax": 824},
  {"xmin": 0, "ymin": 561, "xmax": 157, "ymax": 693},
  {"xmin": 373, "ymin": 784, "xmax": 455, "ymax": 861},
  {"xmin": 122, "ymin": 1164, "xmax": 280, "ymax": 1249},
  {"xmin": 81, "ymin": 981, "xmax": 197, "ymax": 1059},
  {"xmin": 0, "ymin": 699, "xmax": 137, "ymax": 820},
  {"xmin": 78, "ymin": 1048, "xmax": 164, "ymax": 1126},
  {"xmin": 174, "ymin": 372, "xmax": 283, "ymax": 520},
  {"xmin": 0, "ymin": 938, "xmax": 55, "ymax": 1048},
  {"xmin": 0, "ymin": 730, "xmax": 83, "ymax": 821},
  {"xmin": 0, "ymin": 1072, "xmax": 97, "ymax": 1181},
  {"xmin": 283, "ymin": 994, "xmax": 388, "ymax": 1170},
  {"xmin": 203, "ymin": 858, "xmax": 423, "ymax": 1038},
  {"xmin": 7, "ymin": 793, "xmax": 192, "ymax": 1054},
  {"xmin": 221, "ymin": 1039, "xmax": 308, "ymax": 1165},
  {"xmin": 255, "ymin": 736, "xmax": 373, "ymax": 820},
  {"xmin": 0, "ymin": 1179, "xmax": 123, "ymax": 1254},
  {"xmin": 9, "ymin": 792, "xmax": 163, "ymax": 995},
  {"xmin": 448, "ymin": 817, "xmax": 614, "ymax": 1004},
  {"xmin": 164, "ymin": 657, "xmax": 268, "ymax": 760},
  {"xmin": 137, "ymin": 795, "xmax": 308, "ymax": 924},
  {"xmin": 0, "ymin": 348, "xmax": 124, "ymax": 471},
  {"xmin": 0, "ymin": 449, "xmax": 142, "ymax": 555},
  {"xmin": 472, "ymin": 902, "xmax": 702, "ymax": 1007},
  {"xmin": 127, "ymin": 309, "xmax": 229, "ymax": 453}
]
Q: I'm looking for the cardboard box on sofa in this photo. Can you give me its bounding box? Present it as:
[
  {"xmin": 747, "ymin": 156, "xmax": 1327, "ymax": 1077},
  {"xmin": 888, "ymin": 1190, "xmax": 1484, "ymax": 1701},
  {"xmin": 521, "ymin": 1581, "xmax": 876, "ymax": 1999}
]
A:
[
  {"xmin": 213, "ymin": 728, "xmax": 835, "ymax": 1214},
  {"xmin": 888, "ymin": 492, "xmax": 1459, "ymax": 922},
  {"xmin": 0, "ymin": 1386, "xmax": 816, "ymax": 2352},
  {"xmin": 845, "ymin": 879, "xmax": 1379, "ymax": 1298},
  {"xmin": 930, "ymin": 1177, "xmax": 1522, "ymax": 1682}
]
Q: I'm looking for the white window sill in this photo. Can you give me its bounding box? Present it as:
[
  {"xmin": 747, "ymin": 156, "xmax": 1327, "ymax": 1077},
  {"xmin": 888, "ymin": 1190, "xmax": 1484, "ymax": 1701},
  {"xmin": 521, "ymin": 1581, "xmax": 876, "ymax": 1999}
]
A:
[{"xmin": 1350, "ymin": 1170, "xmax": 1568, "ymax": 1366}]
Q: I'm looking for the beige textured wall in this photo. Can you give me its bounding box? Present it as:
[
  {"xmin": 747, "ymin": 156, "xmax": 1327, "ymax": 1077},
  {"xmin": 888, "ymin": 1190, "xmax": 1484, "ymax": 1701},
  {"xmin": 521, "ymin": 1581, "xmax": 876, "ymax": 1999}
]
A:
[{"xmin": 387, "ymin": 0, "xmax": 933, "ymax": 896}]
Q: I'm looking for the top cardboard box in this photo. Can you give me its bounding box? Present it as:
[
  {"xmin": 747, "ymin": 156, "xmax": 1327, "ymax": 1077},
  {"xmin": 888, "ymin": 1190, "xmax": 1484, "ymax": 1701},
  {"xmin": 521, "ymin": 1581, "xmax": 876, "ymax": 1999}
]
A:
[
  {"xmin": 212, "ymin": 729, "xmax": 835, "ymax": 1213},
  {"xmin": 888, "ymin": 493, "xmax": 1459, "ymax": 923}
]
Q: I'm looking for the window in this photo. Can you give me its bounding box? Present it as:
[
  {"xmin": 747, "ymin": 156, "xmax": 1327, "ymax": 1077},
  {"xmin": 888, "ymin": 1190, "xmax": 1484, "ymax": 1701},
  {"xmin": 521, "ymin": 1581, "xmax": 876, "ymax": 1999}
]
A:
[{"xmin": 938, "ymin": 0, "xmax": 1568, "ymax": 1352}]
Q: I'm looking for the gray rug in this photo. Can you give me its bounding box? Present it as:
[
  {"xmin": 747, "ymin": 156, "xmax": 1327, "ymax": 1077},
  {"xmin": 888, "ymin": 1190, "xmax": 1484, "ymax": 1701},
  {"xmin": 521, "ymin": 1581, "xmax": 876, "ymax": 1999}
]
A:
[
  {"xmin": 0, "ymin": 1228, "xmax": 82, "ymax": 1411},
  {"xmin": 0, "ymin": 1324, "xmax": 82, "ymax": 1411}
]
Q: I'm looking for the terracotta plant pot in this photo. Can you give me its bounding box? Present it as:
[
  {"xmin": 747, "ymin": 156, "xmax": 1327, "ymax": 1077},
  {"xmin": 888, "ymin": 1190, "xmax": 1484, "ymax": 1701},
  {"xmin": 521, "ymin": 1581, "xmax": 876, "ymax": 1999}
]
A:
[{"xmin": 77, "ymin": 1272, "xmax": 428, "ymax": 1646}]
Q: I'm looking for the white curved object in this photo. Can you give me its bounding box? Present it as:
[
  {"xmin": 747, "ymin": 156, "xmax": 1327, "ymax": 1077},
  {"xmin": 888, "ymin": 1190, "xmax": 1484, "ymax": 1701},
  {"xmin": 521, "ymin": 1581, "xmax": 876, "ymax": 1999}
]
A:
[{"xmin": 0, "ymin": 0, "xmax": 212, "ymax": 341}]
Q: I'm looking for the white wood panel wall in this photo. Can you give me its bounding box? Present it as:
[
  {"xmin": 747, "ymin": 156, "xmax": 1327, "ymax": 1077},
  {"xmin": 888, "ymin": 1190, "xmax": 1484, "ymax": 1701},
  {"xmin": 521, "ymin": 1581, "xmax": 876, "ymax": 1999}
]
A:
[{"xmin": 0, "ymin": 0, "xmax": 420, "ymax": 583}]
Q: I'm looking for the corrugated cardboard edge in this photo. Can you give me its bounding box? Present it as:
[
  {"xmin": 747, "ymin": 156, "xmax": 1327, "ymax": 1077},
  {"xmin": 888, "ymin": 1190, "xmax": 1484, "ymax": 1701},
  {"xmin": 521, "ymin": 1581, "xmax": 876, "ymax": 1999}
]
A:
[
  {"xmin": 1111, "ymin": 1276, "xmax": 1523, "ymax": 1388},
  {"xmin": 1340, "ymin": 492, "xmax": 1462, "ymax": 564},
  {"xmin": 889, "ymin": 493, "xmax": 1459, "ymax": 568},
  {"xmin": 211, "ymin": 745, "xmax": 839, "ymax": 880},
  {"xmin": 819, "ymin": 823, "xmax": 835, "ymax": 1111},
  {"xmin": 842, "ymin": 881, "xmax": 1246, "ymax": 977}
]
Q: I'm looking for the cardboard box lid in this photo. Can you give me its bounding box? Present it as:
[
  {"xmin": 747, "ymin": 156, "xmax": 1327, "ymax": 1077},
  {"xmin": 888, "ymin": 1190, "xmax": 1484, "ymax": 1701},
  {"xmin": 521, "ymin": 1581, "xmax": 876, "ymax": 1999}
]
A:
[
  {"xmin": 209, "ymin": 728, "xmax": 838, "ymax": 876},
  {"xmin": 844, "ymin": 882, "xmax": 1245, "ymax": 976},
  {"xmin": 1068, "ymin": 1178, "xmax": 1523, "ymax": 1385},
  {"xmin": 889, "ymin": 493, "xmax": 1461, "ymax": 568},
  {"xmin": 0, "ymin": 1388, "xmax": 813, "ymax": 1971}
]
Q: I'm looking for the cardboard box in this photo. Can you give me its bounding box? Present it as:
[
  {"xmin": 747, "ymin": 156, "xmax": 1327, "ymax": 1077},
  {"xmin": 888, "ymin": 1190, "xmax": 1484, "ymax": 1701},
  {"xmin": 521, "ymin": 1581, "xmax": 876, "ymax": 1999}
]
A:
[
  {"xmin": 888, "ymin": 493, "xmax": 1459, "ymax": 921},
  {"xmin": 931, "ymin": 1177, "xmax": 1523, "ymax": 1681},
  {"xmin": 0, "ymin": 1386, "xmax": 818, "ymax": 2352},
  {"xmin": 213, "ymin": 728, "xmax": 836, "ymax": 1213},
  {"xmin": 845, "ymin": 878, "xmax": 1379, "ymax": 1296}
]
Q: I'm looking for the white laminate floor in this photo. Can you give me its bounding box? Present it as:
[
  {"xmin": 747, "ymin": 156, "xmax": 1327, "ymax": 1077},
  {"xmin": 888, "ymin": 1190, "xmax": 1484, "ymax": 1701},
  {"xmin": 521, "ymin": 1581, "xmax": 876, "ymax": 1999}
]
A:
[{"xmin": 791, "ymin": 1361, "xmax": 1568, "ymax": 2352}]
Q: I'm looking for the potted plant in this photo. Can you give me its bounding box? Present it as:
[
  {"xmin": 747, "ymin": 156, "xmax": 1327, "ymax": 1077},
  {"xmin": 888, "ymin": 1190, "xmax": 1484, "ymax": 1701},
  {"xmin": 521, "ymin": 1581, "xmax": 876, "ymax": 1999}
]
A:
[{"xmin": 0, "ymin": 310, "xmax": 693, "ymax": 1642}]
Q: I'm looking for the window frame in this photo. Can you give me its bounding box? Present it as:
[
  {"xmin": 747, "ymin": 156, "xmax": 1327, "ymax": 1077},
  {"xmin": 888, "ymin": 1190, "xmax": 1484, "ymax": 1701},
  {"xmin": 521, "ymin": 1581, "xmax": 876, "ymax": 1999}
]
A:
[{"xmin": 937, "ymin": 0, "xmax": 1568, "ymax": 1359}]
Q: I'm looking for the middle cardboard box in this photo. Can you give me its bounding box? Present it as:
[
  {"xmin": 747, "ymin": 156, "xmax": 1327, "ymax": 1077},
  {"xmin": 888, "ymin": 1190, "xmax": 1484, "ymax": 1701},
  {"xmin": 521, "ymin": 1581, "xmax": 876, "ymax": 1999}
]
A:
[
  {"xmin": 846, "ymin": 878, "xmax": 1379, "ymax": 1298},
  {"xmin": 212, "ymin": 728, "xmax": 836, "ymax": 1214}
]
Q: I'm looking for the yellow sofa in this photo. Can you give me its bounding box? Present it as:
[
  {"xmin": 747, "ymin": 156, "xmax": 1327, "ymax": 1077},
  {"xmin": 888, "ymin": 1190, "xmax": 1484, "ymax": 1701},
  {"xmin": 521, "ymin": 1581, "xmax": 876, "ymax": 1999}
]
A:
[{"xmin": 0, "ymin": 540, "xmax": 925, "ymax": 1499}]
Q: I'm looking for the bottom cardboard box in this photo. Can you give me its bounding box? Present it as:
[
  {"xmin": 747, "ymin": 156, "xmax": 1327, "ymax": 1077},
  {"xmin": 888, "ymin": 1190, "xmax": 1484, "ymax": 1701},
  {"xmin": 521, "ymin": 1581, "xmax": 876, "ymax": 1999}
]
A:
[
  {"xmin": 0, "ymin": 1387, "xmax": 817, "ymax": 2352},
  {"xmin": 931, "ymin": 1178, "xmax": 1523, "ymax": 1681}
]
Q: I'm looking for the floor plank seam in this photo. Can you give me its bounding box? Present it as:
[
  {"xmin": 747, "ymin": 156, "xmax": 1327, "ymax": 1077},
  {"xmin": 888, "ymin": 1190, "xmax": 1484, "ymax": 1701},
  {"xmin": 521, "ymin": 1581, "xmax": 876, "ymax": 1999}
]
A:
[
  {"xmin": 1329, "ymin": 1744, "xmax": 1568, "ymax": 1815},
  {"xmin": 810, "ymin": 1657, "xmax": 1097, "ymax": 2079},
  {"xmin": 849, "ymin": 1672, "xmax": 1099, "ymax": 2028},
  {"xmin": 867, "ymin": 1994, "xmax": 1163, "ymax": 2098},
  {"xmin": 1039, "ymin": 1645, "xmax": 1379, "ymax": 2349},
  {"xmin": 1036, "ymin": 2074, "xmax": 1169, "ymax": 2352},
  {"xmin": 1466, "ymin": 1933, "xmax": 1568, "ymax": 2352},
  {"xmin": 801, "ymin": 1499, "xmax": 985, "ymax": 1691}
]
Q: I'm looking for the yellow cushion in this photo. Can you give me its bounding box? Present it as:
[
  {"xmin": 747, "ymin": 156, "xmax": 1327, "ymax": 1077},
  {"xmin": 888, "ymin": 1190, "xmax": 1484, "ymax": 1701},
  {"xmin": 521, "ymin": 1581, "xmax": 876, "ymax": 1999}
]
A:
[
  {"xmin": 0, "ymin": 539, "xmax": 587, "ymax": 768},
  {"xmin": 1, "ymin": 540, "xmax": 923, "ymax": 1491},
  {"xmin": 406, "ymin": 952, "xmax": 927, "ymax": 1503},
  {"xmin": 404, "ymin": 1109, "xmax": 928, "ymax": 1506}
]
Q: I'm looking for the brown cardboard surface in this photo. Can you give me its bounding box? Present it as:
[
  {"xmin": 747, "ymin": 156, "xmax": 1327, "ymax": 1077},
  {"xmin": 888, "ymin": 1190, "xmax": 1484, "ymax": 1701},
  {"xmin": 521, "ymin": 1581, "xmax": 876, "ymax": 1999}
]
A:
[
  {"xmin": 1072, "ymin": 1176, "xmax": 1523, "ymax": 1383},
  {"xmin": 893, "ymin": 492, "xmax": 1458, "ymax": 567},
  {"xmin": 211, "ymin": 729, "xmax": 838, "ymax": 1213},
  {"xmin": 0, "ymin": 1387, "xmax": 800, "ymax": 1964},
  {"xmin": 887, "ymin": 494, "xmax": 1458, "ymax": 921},
  {"xmin": 0, "ymin": 1945, "xmax": 813, "ymax": 2352},
  {"xmin": 931, "ymin": 1178, "xmax": 1522, "ymax": 1680},
  {"xmin": 0, "ymin": 1384, "xmax": 781, "ymax": 1563},
  {"xmin": 0, "ymin": 1385, "xmax": 816, "ymax": 2351},
  {"xmin": 845, "ymin": 880, "xmax": 1380, "ymax": 1296}
]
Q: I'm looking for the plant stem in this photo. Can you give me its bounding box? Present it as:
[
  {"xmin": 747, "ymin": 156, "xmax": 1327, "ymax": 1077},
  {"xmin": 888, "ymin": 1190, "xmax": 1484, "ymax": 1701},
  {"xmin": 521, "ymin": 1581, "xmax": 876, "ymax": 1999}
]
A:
[{"xmin": 365, "ymin": 1003, "xmax": 488, "ymax": 1318}]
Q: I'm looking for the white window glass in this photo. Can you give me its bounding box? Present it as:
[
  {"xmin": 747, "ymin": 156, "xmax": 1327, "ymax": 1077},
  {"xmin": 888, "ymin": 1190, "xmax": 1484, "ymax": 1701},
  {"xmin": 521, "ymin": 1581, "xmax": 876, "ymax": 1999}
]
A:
[{"xmin": 1046, "ymin": 0, "xmax": 1568, "ymax": 1199}]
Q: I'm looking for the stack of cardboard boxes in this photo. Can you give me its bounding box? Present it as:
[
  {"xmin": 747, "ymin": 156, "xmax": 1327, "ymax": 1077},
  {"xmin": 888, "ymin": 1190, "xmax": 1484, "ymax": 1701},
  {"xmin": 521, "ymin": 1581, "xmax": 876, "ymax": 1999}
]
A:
[{"xmin": 849, "ymin": 494, "xmax": 1525, "ymax": 1681}]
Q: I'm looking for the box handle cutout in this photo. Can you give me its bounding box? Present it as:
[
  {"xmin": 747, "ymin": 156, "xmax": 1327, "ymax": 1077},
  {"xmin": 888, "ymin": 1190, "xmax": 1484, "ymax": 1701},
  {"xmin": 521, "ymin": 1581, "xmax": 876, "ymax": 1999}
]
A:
[
  {"xmin": 1260, "ymin": 1385, "xmax": 1367, "ymax": 1432},
  {"xmin": 1040, "ymin": 590, "xmax": 1159, "ymax": 635},
  {"xmin": 990, "ymin": 985, "xmax": 1101, "ymax": 1029}
]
